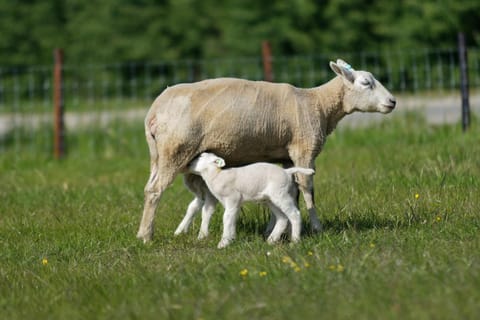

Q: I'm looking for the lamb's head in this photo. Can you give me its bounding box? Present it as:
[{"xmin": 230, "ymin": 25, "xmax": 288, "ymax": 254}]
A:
[
  {"xmin": 330, "ymin": 59, "xmax": 396, "ymax": 114},
  {"xmin": 189, "ymin": 152, "xmax": 226, "ymax": 175}
]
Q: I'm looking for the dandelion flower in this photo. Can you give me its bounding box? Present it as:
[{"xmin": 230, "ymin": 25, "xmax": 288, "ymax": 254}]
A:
[
  {"xmin": 328, "ymin": 265, "xmax": 336, "ymax": 271},
  {"xmin": 282, "ymin": 256, "xmax": 292, "ymax": 264},
  {"xmin": 436, "ymin": 216, "xmax": 441, "ymax": 222},
  {"xmin": 307, "ymin": 251, "xmax": 313, "ymax": 256},
  {"xmin": 294, "ymin": 266, "xmax": 301, "ymax": 272},
  {"xmin": 42, "ymin": 258, "xmax": 48, "ymax": 266},
  {"xmin": 259, "ymin": 271, "xmax": 267, "ymax": 277},
  {"xmin": 239, "ymin": 269, "xmax": 248, "ymax": 277},
  {"xmin": 415, "ymin": 193, "xmax": 420, "ymax": 200},
  {"xmin": 337, "ymin": 264, "xmax": 345, "ymax": 272},
  {"xmin": 304, "ymin": 262, "xmax": 310, "ymax": 268},
  {"xmin": 370, "ymin": 243, "xmax": 376, "ymax": 248}
]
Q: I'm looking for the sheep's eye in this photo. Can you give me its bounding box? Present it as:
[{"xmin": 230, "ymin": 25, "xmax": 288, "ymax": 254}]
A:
[{"xmin": 360, "ymin": 80, "xmax": 370, "ymax": 86}]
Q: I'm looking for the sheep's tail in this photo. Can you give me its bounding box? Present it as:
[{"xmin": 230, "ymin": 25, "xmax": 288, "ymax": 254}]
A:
[
  {"xmin": 284, "ymin": 167, "xmax": 315, "ymax": 176},
  {"xmin": 145, "ymin": 113, "xmax": 159, "ymax": 185}
]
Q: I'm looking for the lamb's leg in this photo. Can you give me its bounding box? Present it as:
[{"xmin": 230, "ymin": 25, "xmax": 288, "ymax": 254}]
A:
[
  {"xmin": 264, "ymin": 214, "xmax": 276, "ymax": 237},
  {"xmin": 265, "ymin": 161, "xmax": 296, "ymax": 236},
  {"xmin": 218, "ymin": 205, "xmax": 239, "ymax": 249},
  {"xmin": 175, "ymin": 174, "xmax": 206, "ymax": 236},
  {"xmin": 179, "ymin": 174, "xmax": 218, "ymax": 239},
  {"xmin": 174, "ymin": 196, "xmax": 203, "ymax": 236},
  {"xmin": 277, "ymin": 200, "xmax": 302, "ymax": 243},
  {"xmin": 266, "ymin": 204, "xmax": 289, "ymax": 244},
  {"xmin": 198, "ymin": 191, "xmax": 217, "ymax": 239}
]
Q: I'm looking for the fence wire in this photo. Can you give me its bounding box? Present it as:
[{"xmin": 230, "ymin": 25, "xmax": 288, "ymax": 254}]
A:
[{"xmin": 0, "ymin": 47, "xmax": 479, "ymax": 158}]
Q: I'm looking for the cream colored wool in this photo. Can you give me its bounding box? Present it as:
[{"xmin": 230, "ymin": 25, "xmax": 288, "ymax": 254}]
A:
[{"xmin": 137, "ymin": 59, "xmax": 396, "ymax": 243}]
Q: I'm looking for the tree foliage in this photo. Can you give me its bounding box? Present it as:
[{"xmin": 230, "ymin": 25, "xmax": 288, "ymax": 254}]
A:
[{"xmin": 0, "ymin": 0, "xmax": 478, "ymax": 67}]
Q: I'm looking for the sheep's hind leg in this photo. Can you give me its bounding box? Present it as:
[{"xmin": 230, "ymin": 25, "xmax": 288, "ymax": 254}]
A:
[{"xmin": 137, "ymin": 165, "xmax": 177, "ymax": 243}]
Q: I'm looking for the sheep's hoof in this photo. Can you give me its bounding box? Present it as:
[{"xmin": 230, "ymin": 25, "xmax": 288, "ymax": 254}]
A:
[
  {"xmin": 136, "ymin": 230, "xmax": 153, "ymax": 244},
  {"xmin": 310, "ymin": 223, "xmax": 323, "ymax": 234}
]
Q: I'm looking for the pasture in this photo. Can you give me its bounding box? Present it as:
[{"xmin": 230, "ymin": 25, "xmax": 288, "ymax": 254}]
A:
[{"xmin": 1, "ymin": 113, "xmax": 479, "ymax": 319}]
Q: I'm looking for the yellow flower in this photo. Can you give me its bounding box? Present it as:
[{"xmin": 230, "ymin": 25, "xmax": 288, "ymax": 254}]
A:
[
  {"xmin": 369, "ymin": 243, "xmax": 376, "ymax": 248},
  {"xmin": 307, "ymin": 251, "xmax": 313, "ymax": 256},
  {"xmin": 259, "ymin": 271, "xmax": 267, "ymax": 277},
  {"xmin": 42, "ymin": 258, "xmax": 48, "ymax": 266},
  {"xmin": 239, "ymin": 269, "xmax": 248, "ymax": 277},
  {"xmin": 304, "ymin": 262, "xmax": 310, "ymax": 268},
  {"xmin": 436, "ymin": 216, "xmax": 441, "ymax": 222},
  {"xmin": 415, "ymin": 193, "xmax": 420, "ymax": 200},
  {"xmin": 282, "ymin": 256, "xmax": 292, "ymax": 264},
  {"xmin": 329, "ymin": 264, "xmax": 345, "ymax": 272},
  {"xmin": 294, "ymin": 266, "xmax": 301, "ymax": 272}
]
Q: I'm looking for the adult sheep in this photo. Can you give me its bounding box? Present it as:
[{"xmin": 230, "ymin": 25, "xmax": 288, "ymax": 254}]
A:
[{"xmin": 137, "ymin": 59, "xmax": 396, "ymax": 243}]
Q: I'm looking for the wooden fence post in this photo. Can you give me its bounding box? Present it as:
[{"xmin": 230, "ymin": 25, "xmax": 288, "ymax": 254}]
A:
[
  {"xmin": 458, "ymin": 32, "xmax": 470, "ymax": 131},
  {"xmin": 262, "ymin": 41, "xmax": 273, "ymax": 82},
  {"xmin": 53, "ymin": 48, "xmax": 65, "ymax": 159}
]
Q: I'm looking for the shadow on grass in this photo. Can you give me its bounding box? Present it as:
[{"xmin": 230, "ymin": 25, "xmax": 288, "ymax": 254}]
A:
[{"xmin": 237, "ymin": 211, "xmax": 412, "ymax": 240}]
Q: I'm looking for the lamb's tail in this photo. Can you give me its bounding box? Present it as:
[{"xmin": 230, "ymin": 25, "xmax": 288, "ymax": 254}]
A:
[{"xmin": 284, "ymin": 167, "xmax": 315, "ymax": 176}]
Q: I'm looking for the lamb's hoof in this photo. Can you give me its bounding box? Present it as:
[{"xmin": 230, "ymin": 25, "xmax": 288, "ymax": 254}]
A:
[
  {"xmin": 266, "ymin": 236, "xmax": 279, "ymax": 245},
  {"xmin": 197, "ymin": 233, "xmax": 208, "ymax": 240},
  {"xmin": 217, "ymin": 239, "xmax": 231, "ymax": 249},
  {"xmin": 173, "ymin": 228, "xmax": 185, "ymax": 236}
]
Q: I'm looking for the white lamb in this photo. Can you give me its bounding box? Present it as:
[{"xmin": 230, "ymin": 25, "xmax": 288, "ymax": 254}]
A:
[{"xmin": 188, "ymin": 152, "xmax": 314, "ymax": 248}]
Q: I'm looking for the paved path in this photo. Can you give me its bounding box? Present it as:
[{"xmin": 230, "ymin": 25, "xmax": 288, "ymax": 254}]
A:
[
  {"xmin": 340, "ymin": 92, "xmax": 480, "ymax": 128},
  {"xmin": 1, "ymin": 93, "xmax": 479, "ymax": 136}
]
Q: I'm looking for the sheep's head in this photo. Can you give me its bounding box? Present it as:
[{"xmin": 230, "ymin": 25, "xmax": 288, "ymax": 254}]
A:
[
  {"xmin": 330, "ymin": 59, "xmax": 396, "ymax": 114},
  {"xmin": 189, "ymin": 152, "xmax": 225, "ymax": 174}
]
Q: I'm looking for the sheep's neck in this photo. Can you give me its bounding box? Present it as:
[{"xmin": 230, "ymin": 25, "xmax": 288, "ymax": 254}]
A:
[{"xmin": 310, "ymin": 76, "xmax": 347, "ymax": 136}]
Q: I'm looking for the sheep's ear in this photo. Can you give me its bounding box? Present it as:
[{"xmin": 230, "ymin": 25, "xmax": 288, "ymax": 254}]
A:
[
  {"xmin": 330, "ymin": 59, "xmax": 355, "ymax": 84},
  {"xmin": 214, "ymin": 158, "xmax": 225, "ymax": 168}
]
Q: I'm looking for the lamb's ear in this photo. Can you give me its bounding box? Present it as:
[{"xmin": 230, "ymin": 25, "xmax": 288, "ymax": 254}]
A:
[
  {"xmin": 214, "ymin": 158, "xmax": 225, "ymax": 168},
  {"xmin": 330, "ymin": 59, "xmax": 355, "ymax": 84}
]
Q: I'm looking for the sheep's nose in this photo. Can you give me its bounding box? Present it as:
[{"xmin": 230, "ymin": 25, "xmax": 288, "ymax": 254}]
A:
[{"xmin": 389, "ymin": 97, "xmax": 397, "ymax": 107}]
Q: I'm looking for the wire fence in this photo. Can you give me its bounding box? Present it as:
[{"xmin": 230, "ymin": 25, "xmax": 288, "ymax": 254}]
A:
[{"xmin": 1, "ymin": 47, "xmax": 479, "ymax": 158}]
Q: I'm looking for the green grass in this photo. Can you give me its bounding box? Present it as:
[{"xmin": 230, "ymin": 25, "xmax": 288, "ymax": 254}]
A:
[{"xmin": 1, "ymin": 114, "xmax": 479, "ymax": 319}]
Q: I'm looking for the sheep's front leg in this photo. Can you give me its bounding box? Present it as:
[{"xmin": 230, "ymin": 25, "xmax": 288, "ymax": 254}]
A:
[
  {"xmin": 218, "ymin": 205, "xmax": 240, "ymax": 249},
  {"xmin": 296, "ymin": 172, "xmax": 322, "ymax": 233},
  {"xmin": 289, "ymin": 148, "xmax": 322, "ymax": 233}
]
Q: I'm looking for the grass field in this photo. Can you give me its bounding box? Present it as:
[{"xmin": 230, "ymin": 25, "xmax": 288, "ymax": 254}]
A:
[{"xmin": 1, "ymin": 113, "xmax": 479, "ymax": 319}]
